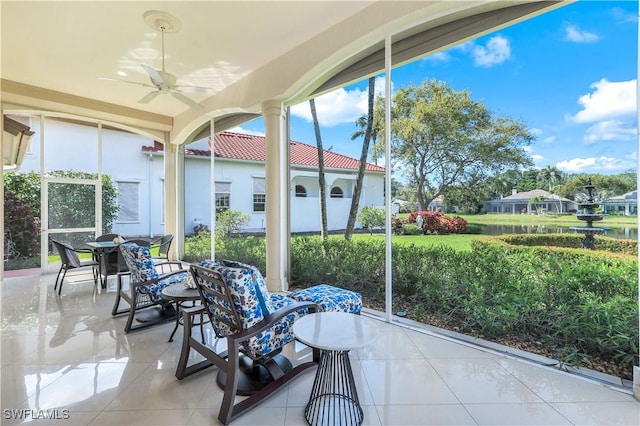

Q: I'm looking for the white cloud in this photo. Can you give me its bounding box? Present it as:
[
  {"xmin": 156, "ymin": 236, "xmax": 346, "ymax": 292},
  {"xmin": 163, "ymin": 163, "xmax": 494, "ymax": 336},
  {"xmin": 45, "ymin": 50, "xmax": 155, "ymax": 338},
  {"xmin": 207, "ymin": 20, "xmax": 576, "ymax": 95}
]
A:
[
  {"xmin": 556, "ymin": 156, "xmax": 636, "ymax": 173},
  {"xmin": 227, "ymin": 126, "xmax": 264, "ymax": 136},
  {"xmin": 584, "ymin": 120, "xmax": 637, "ymax": 143},
  {"xmin": 571, "ymin": 79, "xmax": 636, "ymax": 123},
  {"xmin": 530, "ymin": 128, "xmax": 543, "ymax": 136},
  {"xmin": 291, "ymin": 76, "xmax": 387, "ymax": 126},
  {"xmin": 523, "ymin": 146, "xmax": 533, "ymax": 153},
  {"xmin": 425, "ymin": 51, "xmax": 450, "ymax": 62},
  {"xmin": 472, "ymin": 35, "xmax": 511, "ymax": 67},
  {"xmin": 564, "ymin": 24, "xmax": 600, "ymax": 43},
  {"xmin": 531, "ymin": 154, "xmax": 544, "ymax": 162},
  {"xmin": 542, "ymin": 136, "xmax": 556, "ymax": 143},
  {"xmin": 611, "ymin": 7, "xmax": 638, "ymax": 24}
]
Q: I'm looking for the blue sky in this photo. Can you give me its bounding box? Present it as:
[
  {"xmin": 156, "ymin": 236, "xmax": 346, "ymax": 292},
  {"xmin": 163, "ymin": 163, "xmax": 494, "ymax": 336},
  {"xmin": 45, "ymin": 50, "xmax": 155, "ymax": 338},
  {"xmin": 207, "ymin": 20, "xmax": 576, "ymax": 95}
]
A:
[{"xmin": 236, "ymin": 1, "xmax": 638, "ymax": 177}]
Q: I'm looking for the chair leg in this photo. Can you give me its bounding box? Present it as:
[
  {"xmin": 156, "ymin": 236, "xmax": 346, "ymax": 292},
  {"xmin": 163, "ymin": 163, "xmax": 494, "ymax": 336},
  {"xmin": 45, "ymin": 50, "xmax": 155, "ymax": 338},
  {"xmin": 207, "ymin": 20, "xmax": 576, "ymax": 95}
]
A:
[
  {"xmin": 54, "ymin": 265, "xmax": 64, "ymax": 293},
  {"xmin": 111, "ymin": 274, "xmax": 125, "ymax": 316},
  {"xmin": 219, "ymin": 341, "xmax": 241, "ymax": 425},
  {"xmin": 57, "ymin": 268, "xmax": 68, "ymax": 295}
]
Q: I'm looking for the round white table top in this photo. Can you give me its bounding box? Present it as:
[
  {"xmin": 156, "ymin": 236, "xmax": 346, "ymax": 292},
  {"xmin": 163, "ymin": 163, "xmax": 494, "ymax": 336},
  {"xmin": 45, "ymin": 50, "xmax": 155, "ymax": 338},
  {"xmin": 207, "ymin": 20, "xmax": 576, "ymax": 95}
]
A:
[{"xmin": 293, "ymin": 312, "xmax": 379, "ymax": 351}]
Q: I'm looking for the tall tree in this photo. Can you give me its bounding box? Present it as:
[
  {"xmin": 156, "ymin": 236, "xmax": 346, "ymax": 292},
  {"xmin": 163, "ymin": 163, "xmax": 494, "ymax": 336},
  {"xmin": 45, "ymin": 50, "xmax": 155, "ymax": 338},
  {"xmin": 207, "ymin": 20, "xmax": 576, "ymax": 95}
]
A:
[
  {"xmin": 345, "ymin": 77, "xmax": 376, "ymax": 240},
  {"xmin": 309, "ymin": 99, "xmax": 328, "ymax": 241},
  {"xmin": 537, "ymin": 165, "xmax": 563, "ymax": 192},
  {"xmin": 391, "ymin": 79, "xmax": 533, "ymax": 210}
]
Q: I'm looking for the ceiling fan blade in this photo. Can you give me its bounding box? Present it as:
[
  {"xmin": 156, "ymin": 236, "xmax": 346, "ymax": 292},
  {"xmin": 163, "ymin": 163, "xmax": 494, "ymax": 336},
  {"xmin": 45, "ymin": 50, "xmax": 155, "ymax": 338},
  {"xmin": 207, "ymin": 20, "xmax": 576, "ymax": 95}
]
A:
[
  {"xmin": 171, "ymin": 91, "xmax": 203, "ymax": 110},
  {"xmin": 141, "ymin": 64, "xmax": 166, "ymax": 85},
  {"xmin": 175, "ymin": 84, "xmax": 214, "ymax": 94},
  {"xmin": 98, "ymin": 77, "xmax": 155, "ymax": 88},
  {"xmin": 138, "ymin": 91, "xmax": 161, "ymax": 104}
]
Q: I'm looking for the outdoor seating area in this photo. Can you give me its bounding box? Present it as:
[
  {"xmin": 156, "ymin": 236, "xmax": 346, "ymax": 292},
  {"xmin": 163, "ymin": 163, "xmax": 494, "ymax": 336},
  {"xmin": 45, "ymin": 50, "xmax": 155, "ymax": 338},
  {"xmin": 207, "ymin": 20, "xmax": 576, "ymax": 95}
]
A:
[{"xmin": 2, "ymin": 264, "xmax": 639, "ymax": 425}]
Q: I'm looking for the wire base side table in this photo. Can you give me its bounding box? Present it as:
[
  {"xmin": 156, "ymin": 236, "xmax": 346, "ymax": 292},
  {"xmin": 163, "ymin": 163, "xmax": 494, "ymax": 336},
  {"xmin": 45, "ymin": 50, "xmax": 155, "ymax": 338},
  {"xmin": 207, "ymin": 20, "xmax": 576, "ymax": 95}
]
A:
[{"xmin": 293, "ymin": 312, "xmax": 378, "ymax": 426}]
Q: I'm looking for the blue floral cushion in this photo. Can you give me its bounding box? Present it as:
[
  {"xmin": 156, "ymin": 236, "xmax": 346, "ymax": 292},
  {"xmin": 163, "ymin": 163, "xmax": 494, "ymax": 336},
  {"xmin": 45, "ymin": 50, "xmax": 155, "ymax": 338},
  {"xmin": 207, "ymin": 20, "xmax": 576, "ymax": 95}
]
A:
[
  {"xmin": 120, "ymin": 243, "xmax": 158, "ymax": 282},
  {"xmin": 120, "ymin": 243, "xmax": 188, "ymax": 300},
  {"xmin": 289, "ymin": 284, "xmax": 362, "ymax": 314},
  {"xmin": 220, "ymin": 260, "xmax": 275, "ymax": 314},
  {"xmin": 195, "ymin": 260, "xmax": 306, "ymax": 358}
]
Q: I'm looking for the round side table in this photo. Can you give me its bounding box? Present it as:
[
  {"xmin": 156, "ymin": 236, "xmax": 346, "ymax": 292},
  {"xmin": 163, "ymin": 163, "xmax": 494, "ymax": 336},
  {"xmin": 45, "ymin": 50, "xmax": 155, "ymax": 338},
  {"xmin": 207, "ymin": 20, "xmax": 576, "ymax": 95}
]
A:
[
  {"xmin": 161, "ymin": 284, "xmax": 205, "ymax": 343},
  {"xmin": 293, "ymin": 312, "xmax": 378, "ymax": 426}
]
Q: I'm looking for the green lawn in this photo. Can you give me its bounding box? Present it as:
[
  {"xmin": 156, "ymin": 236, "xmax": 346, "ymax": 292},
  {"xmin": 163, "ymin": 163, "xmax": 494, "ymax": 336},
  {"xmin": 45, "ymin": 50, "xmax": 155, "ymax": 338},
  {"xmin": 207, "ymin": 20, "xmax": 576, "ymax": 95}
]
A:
[
  {"xmin": 343, "ymin": 233, "xmax": 488, "ymax": 252},
  {"xmin": 456, "ymin": 213, "xmax": 637, "ymax": 227}
]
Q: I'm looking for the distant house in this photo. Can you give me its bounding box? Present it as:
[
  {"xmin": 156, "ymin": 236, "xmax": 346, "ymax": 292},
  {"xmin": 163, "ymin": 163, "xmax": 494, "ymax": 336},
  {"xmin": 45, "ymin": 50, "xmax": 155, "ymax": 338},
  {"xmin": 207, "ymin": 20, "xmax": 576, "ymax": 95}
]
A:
[
  {"xmin": 602, "ymin": 191, "xmax": 637, "ymax": 216},
  {"xmin": 485, "ymin": 189, "xmax": 577, "ymax": 214}
]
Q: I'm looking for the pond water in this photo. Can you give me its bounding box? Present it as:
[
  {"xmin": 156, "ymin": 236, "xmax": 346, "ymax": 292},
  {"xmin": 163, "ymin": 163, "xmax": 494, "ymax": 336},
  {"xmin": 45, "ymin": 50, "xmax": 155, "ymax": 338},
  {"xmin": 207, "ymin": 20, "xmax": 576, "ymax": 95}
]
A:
[{"xmin": 478, "ymin": 224, "xmax": 637, "ymax": 240}]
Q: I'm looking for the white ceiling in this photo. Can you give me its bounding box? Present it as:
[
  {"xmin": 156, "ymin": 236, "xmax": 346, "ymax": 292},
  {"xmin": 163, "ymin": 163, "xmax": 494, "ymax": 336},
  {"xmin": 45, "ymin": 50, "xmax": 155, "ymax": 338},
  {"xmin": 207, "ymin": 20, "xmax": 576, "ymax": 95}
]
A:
[{"xmin": 1, "ymin": 1, "xmax": 374, "ymax": 117}]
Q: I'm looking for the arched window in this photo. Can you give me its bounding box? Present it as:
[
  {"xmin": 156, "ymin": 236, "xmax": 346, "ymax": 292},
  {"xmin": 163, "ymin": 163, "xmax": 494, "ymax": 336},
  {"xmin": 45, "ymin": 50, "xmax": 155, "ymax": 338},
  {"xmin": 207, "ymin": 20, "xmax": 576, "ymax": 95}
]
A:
[
  {"xmin": 295, "ymin": 185, "xmax": 307, "ymax": 197},
  {"xmin": 330, "ymin": 187, "xmax": 343, "ymax": 198}
]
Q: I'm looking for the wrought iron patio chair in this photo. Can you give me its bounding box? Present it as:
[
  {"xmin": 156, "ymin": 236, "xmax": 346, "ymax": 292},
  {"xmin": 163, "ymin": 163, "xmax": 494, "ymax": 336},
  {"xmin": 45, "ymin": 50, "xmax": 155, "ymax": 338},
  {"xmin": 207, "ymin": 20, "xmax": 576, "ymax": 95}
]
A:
[
  {"xmin": 175, "ymin": 260, "xmax": 320, "ymax": 425},
  {"xmin": 51, "ymin": 239, "xmax": 99, "ymax": 295},
  {"xmin": 111, "ymin": 242, "xmax": 189, "ymax": 333}
]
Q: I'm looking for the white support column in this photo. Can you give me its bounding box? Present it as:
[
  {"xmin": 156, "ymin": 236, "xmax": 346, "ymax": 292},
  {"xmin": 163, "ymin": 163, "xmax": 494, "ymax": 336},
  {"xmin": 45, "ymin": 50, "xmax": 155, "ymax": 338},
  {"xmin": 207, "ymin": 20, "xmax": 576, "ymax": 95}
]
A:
[
  {"xmin": 165, "ymin": 138, "xmax": 180, "ymax": 260},
  {"xmin": 262, "ymin": 100, "xmax": 289, "ymax": 292},
  {"xmin": 209, "ymin": 118, "xmax": 216, "ymax": 261}
]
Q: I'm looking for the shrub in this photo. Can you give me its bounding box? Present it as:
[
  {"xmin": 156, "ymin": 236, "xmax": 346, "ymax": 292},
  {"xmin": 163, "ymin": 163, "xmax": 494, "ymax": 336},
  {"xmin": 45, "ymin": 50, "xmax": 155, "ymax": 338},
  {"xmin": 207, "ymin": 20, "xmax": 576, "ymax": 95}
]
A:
[
  {"xmin": 402, "ymin": 224, "xmax": 422, "ymax": 235},
  {"xmin": 4, "ymin": 190, "xmax": 40, "ymax": 258},
  {"xmin": 215, "ymin": 209, "xmax": 250, "ymax": 238},
  {"xmin": 358, "ymin": 206, "xmax": 385, "ymax": 234},
  {"xmin": 407, "ymin": 211, "xmax": 468, "ymax": 234}
]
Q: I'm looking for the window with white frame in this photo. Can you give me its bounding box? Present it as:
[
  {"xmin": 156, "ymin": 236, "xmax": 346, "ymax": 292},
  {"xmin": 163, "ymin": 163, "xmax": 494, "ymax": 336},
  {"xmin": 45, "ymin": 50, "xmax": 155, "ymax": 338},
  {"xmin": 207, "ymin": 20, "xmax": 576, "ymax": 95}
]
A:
[
  {"xmin": 295, "ymin": 184, "xmax": 307, "ymax": 197},
  {"xmin": 117, "ymin": 181, "xmax": 139, "ymax": 222},
  {"xmin": 215, "ymin": 182, "xmax": 231, "ymax": 210},
  {"xmin": 253, "ymin": 177, "xmax": 266, "ymax": 212}
]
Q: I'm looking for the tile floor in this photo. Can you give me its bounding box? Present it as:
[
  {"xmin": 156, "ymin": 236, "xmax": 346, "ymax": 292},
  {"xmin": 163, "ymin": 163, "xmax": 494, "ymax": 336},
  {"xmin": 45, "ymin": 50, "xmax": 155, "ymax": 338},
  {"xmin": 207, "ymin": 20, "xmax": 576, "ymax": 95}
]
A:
[{"xmin": 1, "ymin": 271, "xmax": 639, "ymax": 425}]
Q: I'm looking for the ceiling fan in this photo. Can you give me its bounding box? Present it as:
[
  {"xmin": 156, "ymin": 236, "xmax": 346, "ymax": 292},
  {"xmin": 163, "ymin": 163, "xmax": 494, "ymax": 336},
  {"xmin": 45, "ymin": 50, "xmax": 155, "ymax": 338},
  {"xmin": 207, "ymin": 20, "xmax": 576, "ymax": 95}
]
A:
[{"xmin": 99, "ymin": 11, "xmax": 211, "ymax": 110}]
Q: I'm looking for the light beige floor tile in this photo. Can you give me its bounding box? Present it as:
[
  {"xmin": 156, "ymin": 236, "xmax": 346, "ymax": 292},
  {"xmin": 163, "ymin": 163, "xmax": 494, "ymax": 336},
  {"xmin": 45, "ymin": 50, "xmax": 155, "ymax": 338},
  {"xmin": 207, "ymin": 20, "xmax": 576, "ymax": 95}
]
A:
[
  {"xmin": 104, "ymin": 362, "xmax": 214, "ymax": 411},
  {"xmin": 19, "ymin": 361, "xmax": 151, "ymax": 412},
  {"xmin": 495, "ymin": 358, "xmax": 635, "ymax": 402},
  {"xmin": 376, "ymin": 404, "xmax": 477, "ymax": 425},
  {"xmin": 284, "ymin": 404, "xmax": 381, "ymax": 426},
  {"xmin": 550, "ymin": 401, "xmax": 640, "ymax": 425},
  {"xmin": 429, "ymin": 358, "xmax": 544, "ymax": 403},
  {"xmin": 222, "ymin": 405, "xmax": 287, "ymax": 425},
  {"xmin": 89, "ymin": 408, "xmax": 194, "ymax": 425},
  {"xmin": 464, "ymin": 403, "xmax": 573, "ymax": 425},
  {"xmin": 361, "ymin": 359, "xmax": 459, "ymax": 405},
  {"xmin": 357, "ymin": 328, "xmax": 423, "ymax": 360},
  {"xmin": 405, "ymin": 329, "xmax": 492, "ymax": 359}
]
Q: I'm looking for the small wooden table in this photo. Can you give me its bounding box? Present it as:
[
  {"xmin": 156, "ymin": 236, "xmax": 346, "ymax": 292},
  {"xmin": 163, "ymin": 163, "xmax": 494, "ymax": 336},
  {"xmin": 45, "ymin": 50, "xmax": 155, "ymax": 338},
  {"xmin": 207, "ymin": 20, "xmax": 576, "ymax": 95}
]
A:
[
  {"xmin": 161, "ymin": 283, "xmax": 205, "ymax": 343},
  {"xmin": 293, "ymin": 312, "xmax": 378, "ymax": 426}
]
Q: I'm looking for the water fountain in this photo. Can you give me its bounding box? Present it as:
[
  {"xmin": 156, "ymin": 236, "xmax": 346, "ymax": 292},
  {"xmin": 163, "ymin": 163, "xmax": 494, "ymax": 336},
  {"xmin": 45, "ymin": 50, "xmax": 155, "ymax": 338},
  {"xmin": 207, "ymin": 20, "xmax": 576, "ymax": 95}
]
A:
[{"xmin": 570, "ymin": 178, "xmax": 606, "ymax": 249}]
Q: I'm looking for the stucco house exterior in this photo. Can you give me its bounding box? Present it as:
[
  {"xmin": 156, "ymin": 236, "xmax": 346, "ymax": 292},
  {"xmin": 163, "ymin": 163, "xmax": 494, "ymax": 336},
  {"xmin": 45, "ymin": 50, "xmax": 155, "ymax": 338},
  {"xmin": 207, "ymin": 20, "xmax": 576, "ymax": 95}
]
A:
[
  {"xmin": 17, "ymin": 119, "xmax": 384, "ymax": 237},
  {"xmin": 602, "ymin": 191, "xmax": 638, "ymax": 216},
  {"xmin": 486, "ymin": 189, "xmax": 577, "ymax": 214}
]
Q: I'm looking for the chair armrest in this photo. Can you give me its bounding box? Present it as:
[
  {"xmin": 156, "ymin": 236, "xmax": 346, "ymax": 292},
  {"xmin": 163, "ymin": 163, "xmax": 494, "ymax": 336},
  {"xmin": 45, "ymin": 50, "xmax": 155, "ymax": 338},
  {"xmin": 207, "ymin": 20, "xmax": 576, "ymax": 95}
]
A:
[
  {"xmin": 230, "ymin": 300, "xmax": 318, "ymax": 343},
  {"xmin": 155, "ymin": 261, "xmax": 183, "ymax": 273}
]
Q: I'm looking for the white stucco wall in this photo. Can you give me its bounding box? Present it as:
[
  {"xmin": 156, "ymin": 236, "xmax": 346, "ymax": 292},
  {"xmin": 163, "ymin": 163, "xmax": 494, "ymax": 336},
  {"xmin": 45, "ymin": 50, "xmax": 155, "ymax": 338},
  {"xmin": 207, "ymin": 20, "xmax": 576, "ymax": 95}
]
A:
[{"xmin": 16, "ymin": 120, "xmax": 384, "ymax": 237}]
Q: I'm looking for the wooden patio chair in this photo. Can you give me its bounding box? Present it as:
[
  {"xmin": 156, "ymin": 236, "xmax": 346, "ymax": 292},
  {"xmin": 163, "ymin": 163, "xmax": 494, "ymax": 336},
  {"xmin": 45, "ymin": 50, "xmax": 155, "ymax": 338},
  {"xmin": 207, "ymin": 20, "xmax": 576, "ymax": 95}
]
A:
[
  {"xmin": 111, "ymin": 242, "xmax": 189, "ymax": 333},
  {"xmin": 175, "ymin": 261, "xmax": 320, "ymax": 425}
]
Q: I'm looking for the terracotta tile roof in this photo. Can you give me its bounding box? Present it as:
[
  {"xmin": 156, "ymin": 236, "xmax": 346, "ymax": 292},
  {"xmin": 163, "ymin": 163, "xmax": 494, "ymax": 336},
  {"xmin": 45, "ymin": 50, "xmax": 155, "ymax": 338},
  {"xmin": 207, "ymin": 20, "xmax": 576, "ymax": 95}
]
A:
[{"xmin": 143, "ymin": 131, "xmax": 385, "ymax": 172}]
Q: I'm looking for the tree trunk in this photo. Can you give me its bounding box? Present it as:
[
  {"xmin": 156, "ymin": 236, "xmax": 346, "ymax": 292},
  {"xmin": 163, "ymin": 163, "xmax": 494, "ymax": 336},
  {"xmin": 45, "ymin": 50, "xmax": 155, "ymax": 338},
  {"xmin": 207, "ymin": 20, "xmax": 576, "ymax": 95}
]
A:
[
  {"xmin": 309, "ymin": 99, "xmax": 328, "ymax": 241},
  {"xmin": 345, "ymin": 77, "xmax": 375, "ymax": 240}
]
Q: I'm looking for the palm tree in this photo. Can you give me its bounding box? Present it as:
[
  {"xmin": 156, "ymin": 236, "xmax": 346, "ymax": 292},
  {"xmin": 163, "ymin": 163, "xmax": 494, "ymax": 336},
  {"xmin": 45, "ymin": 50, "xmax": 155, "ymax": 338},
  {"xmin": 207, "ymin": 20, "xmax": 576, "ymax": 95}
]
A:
[
  {"xmin": 537, "ymin": 166, "xmax": 562, "ymax": 192},
  {"xmin": 345, "ymin": 77, "xmax": 376, "ymax": 240},
  {"xmin": 309, "ymin": 98, "xmax": 328, "ymax": 241}
]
